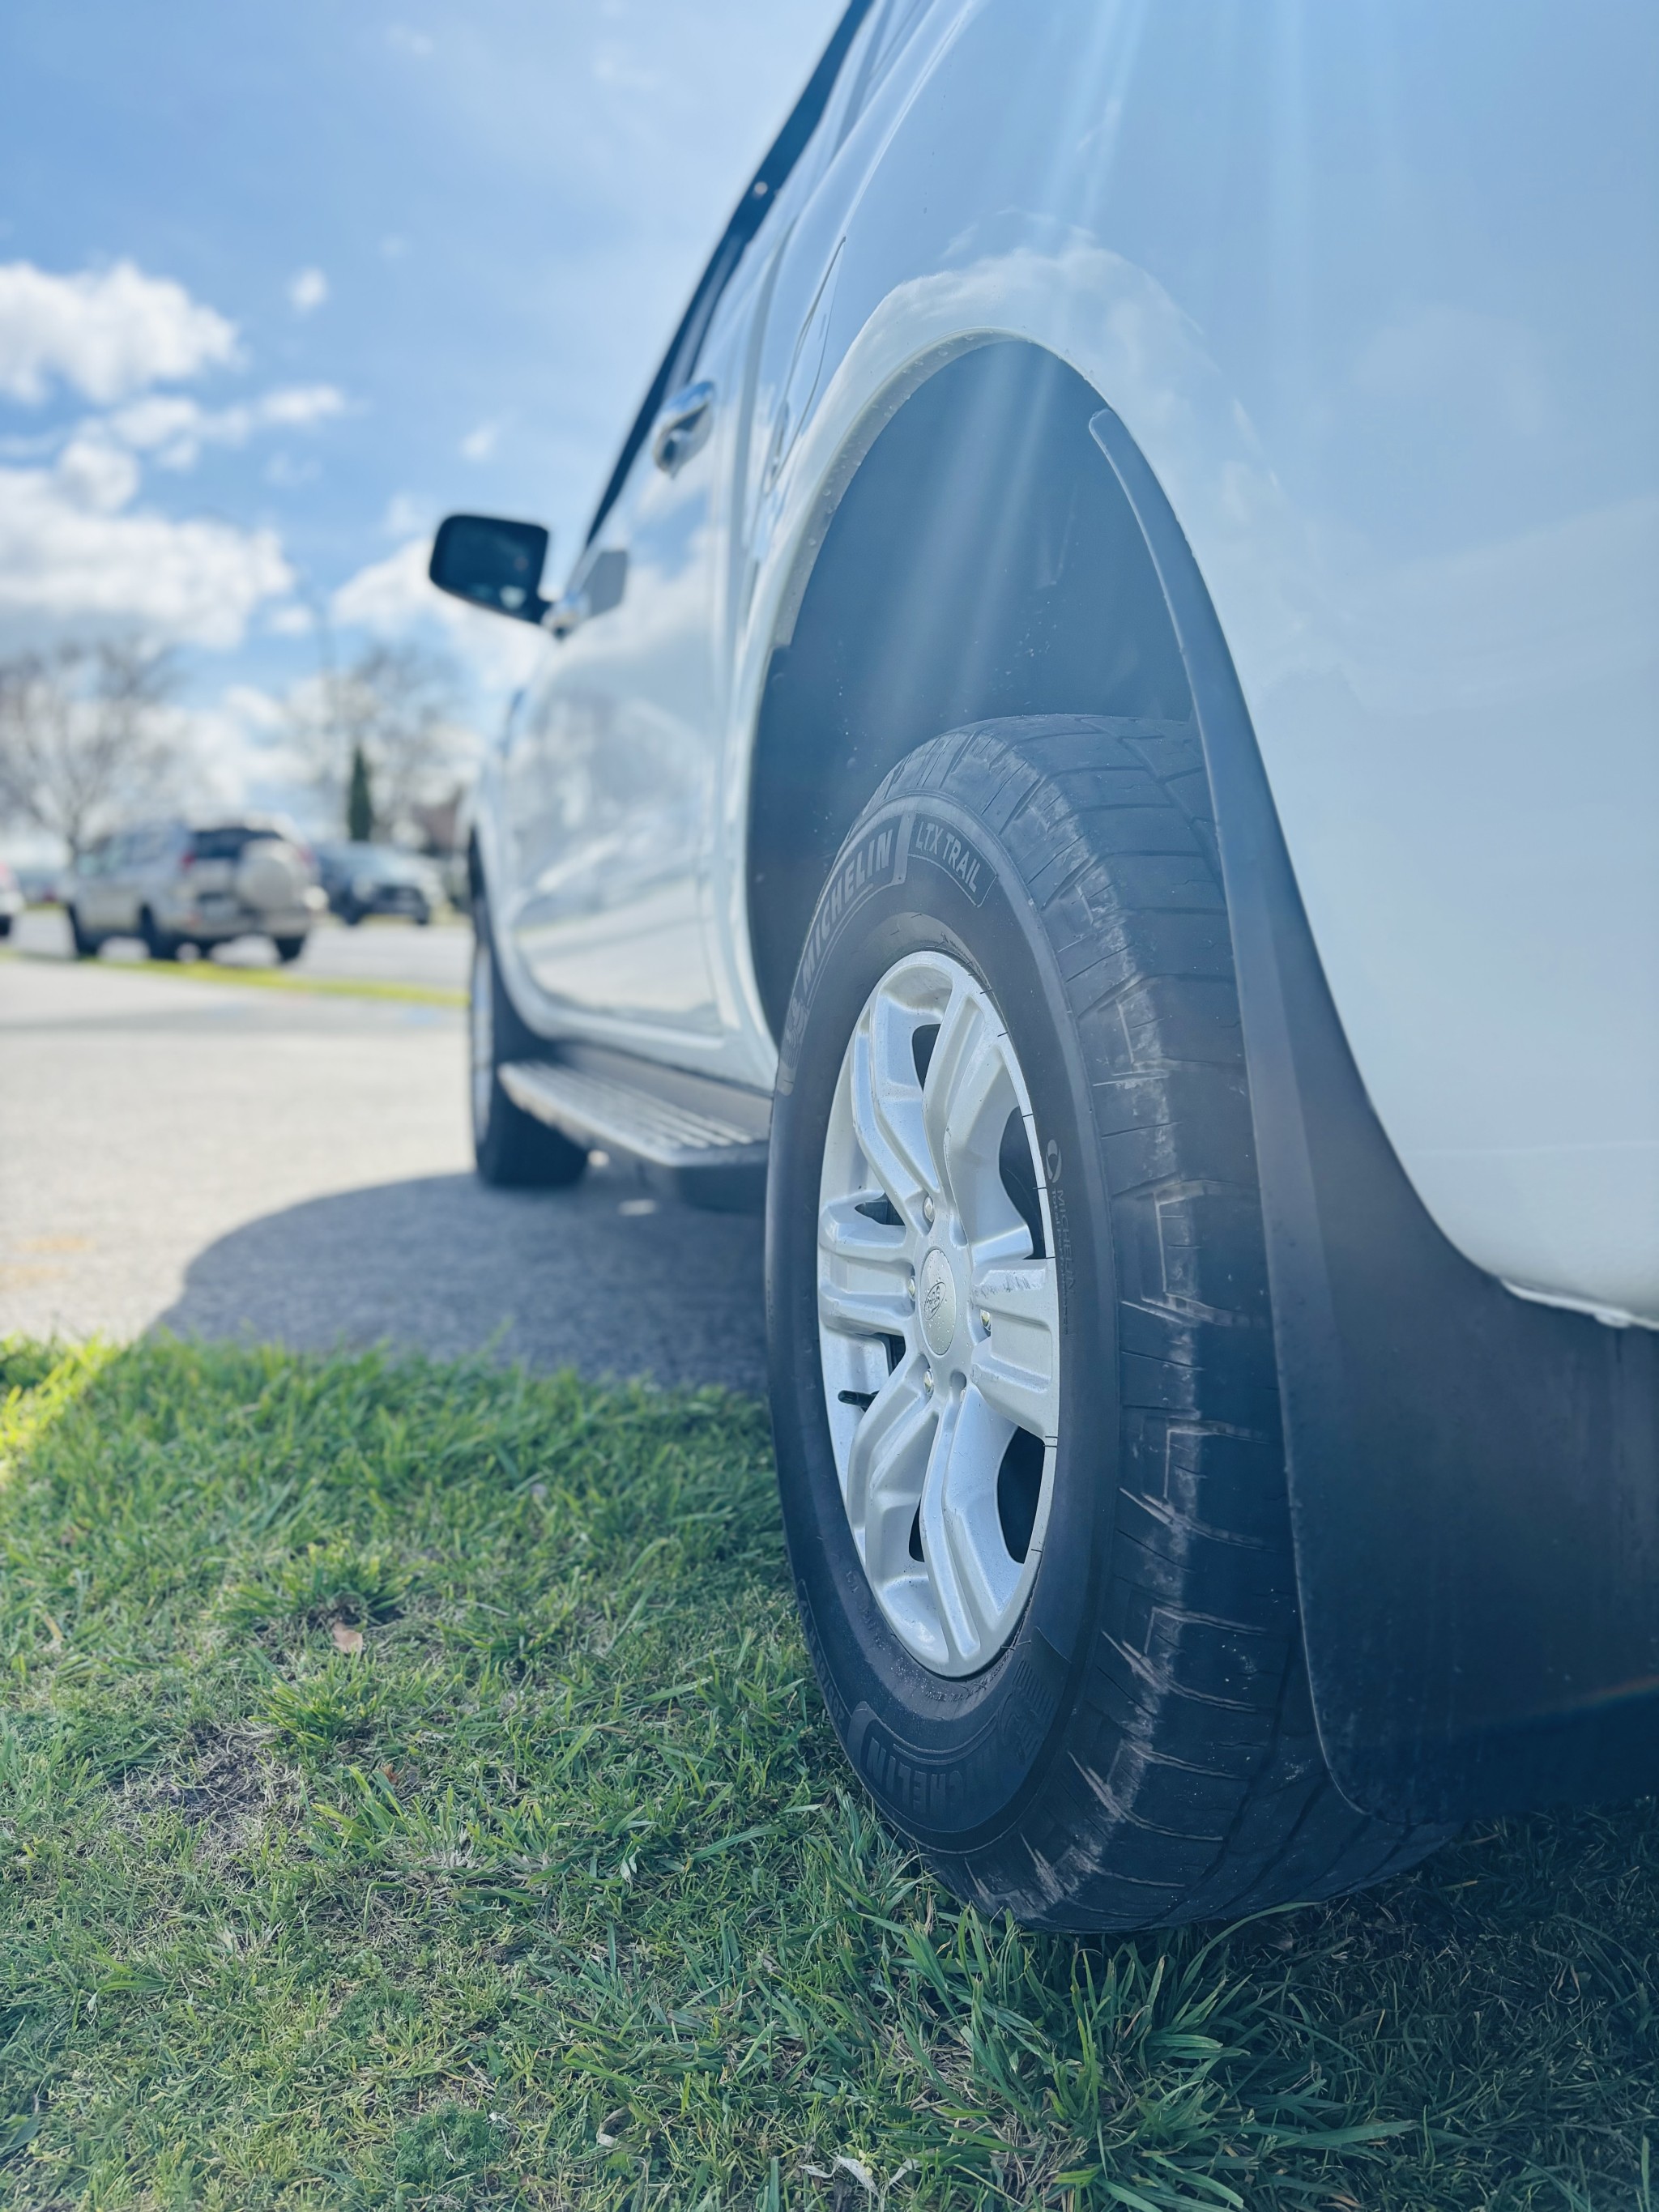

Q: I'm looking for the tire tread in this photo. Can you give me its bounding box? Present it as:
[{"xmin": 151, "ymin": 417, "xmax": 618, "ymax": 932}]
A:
[{"xmin": 867, "ymin": 714, "xmax": 1447, "ymax": 1927}]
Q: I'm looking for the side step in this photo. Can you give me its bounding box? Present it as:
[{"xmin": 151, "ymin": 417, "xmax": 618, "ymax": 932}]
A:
[{"xmin": 499, "ymin": 1047, "xmax": 770, "ymax": 1213}]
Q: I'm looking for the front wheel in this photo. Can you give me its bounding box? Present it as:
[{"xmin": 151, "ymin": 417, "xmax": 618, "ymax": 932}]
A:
[
  {"xmin": 470, "ymin": 889, "xmax": 587, "ymax": 1190},
  {"xmin": 766, "ymin": 718, "xmax": 1448, "ymax": 1930},
  {"xmin": 271, "ymin": 936, "xmax": 306, "ymax": 964},
  {"xmin": 67, "ymin": 906, "xmax": 100, "ymax": 959}
]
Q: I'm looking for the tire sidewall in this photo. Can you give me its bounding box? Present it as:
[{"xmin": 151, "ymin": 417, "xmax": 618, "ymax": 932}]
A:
[{"xmin": 767, "ymin": 788, "xmax": 1119, "ymax": 1853}]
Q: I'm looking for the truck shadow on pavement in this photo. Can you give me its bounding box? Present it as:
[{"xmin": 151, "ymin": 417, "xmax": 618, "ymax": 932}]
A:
[{"xmin": 155, "ymin": 1168, "xmax": 768, "ymax": 1396}]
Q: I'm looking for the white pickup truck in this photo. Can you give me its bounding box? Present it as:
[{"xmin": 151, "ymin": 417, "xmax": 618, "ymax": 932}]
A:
[{"xmin": 433, "ymin": 0, "xmax": 1659, "ymax": 1929}]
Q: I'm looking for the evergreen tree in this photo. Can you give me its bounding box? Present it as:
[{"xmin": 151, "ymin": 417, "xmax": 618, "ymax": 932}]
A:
[{"xmin": 346, "ymin": 743, "xmax": 374, "ymax": 842}]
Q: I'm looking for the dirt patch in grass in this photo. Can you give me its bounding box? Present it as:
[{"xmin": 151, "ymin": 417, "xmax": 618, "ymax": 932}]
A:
[{"xmin": 116, "ymin": 1728, "xmax": 304, "ymax": 1862}]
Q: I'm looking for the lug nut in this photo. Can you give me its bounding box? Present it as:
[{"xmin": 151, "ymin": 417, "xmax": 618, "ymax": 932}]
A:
[
  {"xmin": 907, "ymin": 1273, "xmax": 916, "ymax": 1302},
  {"xmin": 923, "ymin": 1196, "xmax": 935, "ymax": 1225},
  {"xmin": 923, "ymin": 1370, "xmax": 935, "ymax": 1395},
  {"xmin": 979, "ymin": 1308, "xmax": 991, "ymax": 1332}
]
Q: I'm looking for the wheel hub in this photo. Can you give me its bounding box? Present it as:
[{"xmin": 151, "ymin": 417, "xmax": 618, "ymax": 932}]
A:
[
  {"xmin": 919, "ymin": 1245, "xmax": 958, "ymax": 1358},
  {"xmin": 816, "ymin": 950, "xmax": 1061, "ymax": 1677}
]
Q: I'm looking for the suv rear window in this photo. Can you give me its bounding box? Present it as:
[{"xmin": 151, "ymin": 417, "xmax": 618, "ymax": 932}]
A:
[{"xmin": 189, "ymin": 827, "xmax": 259, "ymax": 863}]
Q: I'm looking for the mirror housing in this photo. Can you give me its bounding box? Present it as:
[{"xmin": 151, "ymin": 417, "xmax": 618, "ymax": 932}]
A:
[
  {"xmin": 545, "ymin": 546, "xmax": 629, "ymax": 637},
  {"xmin": 429, "ymin": 514, "xmax": 550, "ymax": 623}
]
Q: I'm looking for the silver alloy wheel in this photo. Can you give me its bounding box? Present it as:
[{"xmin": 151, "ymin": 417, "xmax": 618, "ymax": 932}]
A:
[
  {"xmin": 470, "ymin": 934, "xmax": 494, "ymax": 1138},
  {"xmin": 817, "ymin": 951, "xmax": 1061, "ymax": 1677}
]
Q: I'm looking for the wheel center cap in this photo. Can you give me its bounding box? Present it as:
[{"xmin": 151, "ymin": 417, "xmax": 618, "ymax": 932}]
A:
[{"xmin": 919, "ymin": 1246, "xmax": 957, "ymax": 1358}]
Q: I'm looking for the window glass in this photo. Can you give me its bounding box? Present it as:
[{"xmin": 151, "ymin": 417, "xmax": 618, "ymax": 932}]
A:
[
  {"xmin": 582, "ymin": 0, "xmax": 878, "ymax": 547},
  {"xmin": 190, "ymin": 826, "xmax": 258, "ymax": 863}
]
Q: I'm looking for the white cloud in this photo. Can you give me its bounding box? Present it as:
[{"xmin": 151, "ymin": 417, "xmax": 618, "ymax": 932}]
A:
[
  {"xmin": 264, "ymin": 453, "xmax": 321, "ymax": 488},
  {"xmin": 179, "ymin": 683, "xmax": 322, "ymax": 819},
  {"xmin": 106, "ymin": 382, "xmax": 347, "ymax": 468},
  {"xmin": 0, "ymin": 259, "xmax": 239, "ymax": 405},
  {"xmin": 100, "ymin": 394, "xmax": 206, "ymax": 460},
  {"xmin": 458, "ymin": 419, "xmax": 500, "ymax": 462},
  {"xmin": 260, "ymin": 384, "xmax": 345, "ymax": 427},
  {"xmin": 52, "ymin": 434, "xmax": 141, "ymax": 514},
  {"xmin": 330, "ymin": 535, "xmax": 433, "ymax": 629},
  {"xmin": 382, "ymin": 491, "xmax": 429, "ymax": 537},
  {"xmin": 288, "ymin": 266, "xmax": 329, "ymax": 316},
  {"xmin": 331, "ymin": 534, "xmax": 544, "ymax": 689},
  {"xmin": 592, "ymin": 43, "xmax": 665, "ymax": 93},
  {"xmin": 0, "ymin": 448, "xmax": 292, "ymax": 649}
]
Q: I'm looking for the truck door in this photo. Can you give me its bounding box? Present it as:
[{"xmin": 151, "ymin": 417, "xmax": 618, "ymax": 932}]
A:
[{"xmin": 504, "ymin": 355, "xmax": 731, "ymax": 1038}]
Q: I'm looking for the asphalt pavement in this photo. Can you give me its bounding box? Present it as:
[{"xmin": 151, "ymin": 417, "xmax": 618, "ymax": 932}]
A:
[{"xmin": 0, "ymin": 919, "xmax": 769, "ymax": 1393}]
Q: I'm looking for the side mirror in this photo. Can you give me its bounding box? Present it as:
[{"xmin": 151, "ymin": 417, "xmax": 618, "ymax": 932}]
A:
[
  {"xmin": 545, "ymin": 546, "xmax": 629, "ymax": 637},
  {"xmin": 429, "ymin": 514, "xmax": 550, "ymax": 623}
]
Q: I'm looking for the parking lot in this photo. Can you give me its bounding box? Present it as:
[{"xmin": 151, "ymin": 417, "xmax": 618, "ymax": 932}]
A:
[{"xmin": 0, "ymin": 918, "xmax": 768, "ymax": 1393}]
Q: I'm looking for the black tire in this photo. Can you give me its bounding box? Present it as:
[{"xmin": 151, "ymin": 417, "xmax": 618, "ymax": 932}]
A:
[
  {"xmin": 767, "ymin": 718, "xmax": 1449, "ymax": 1929},
  {"xmin": 139, "ymin": 907, "xmax": 179, "ymax": 961},
  {"xmin": 272, "ymin": 936, "xmax": 306, "ymax": 964},
  {"xmin": 342, "ymin": 902, "xmax": 364, "ymax": 927},
  {"xmin": 471, "ymin": 888, "xmax": 587, "ymax": 1191},
  {"xmin": 67, "ymin": 906, "xmax": 100, "ymax": 960}
]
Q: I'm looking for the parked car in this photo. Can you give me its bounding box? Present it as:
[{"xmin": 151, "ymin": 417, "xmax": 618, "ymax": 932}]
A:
[
  {"xmin": 315, "ymin": 841, "xmax": 442, "ymax": 927},
  {"xmin": 0, "ymin": 860, "xmax": 23, "ymax": 937},
  {"xmin": 66, "ymin": 818, "xmax": 325, "ymax": 962},
  {"xmin": 13, "ymin": 864, "xmax": 65, "ymax": 906},
  {"xmin": 431, "ymin": 0, "xmax": 1658, "ymax": 1929}
]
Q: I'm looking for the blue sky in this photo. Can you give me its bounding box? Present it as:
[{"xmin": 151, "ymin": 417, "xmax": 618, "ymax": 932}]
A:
[{"xmin": 0, "ymin": 0, "xmax": 845, "ymax": 829}]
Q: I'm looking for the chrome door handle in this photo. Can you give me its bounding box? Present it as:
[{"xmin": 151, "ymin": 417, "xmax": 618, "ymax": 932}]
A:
[{"xmin": 651, "ymin": 380, "xmax": 716, "ymax": 475}]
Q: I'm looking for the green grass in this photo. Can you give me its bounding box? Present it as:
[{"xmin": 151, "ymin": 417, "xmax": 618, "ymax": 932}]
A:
[
  {"xmin": 0, "ymin": 1338, "xmax": 1653, "ymax": 2210},
  {"xmin": 2, "ymin": 944, "xmax": 465, "ymax": 1008}
]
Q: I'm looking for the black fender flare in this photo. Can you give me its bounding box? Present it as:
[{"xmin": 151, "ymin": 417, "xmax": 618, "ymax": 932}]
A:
[{"xmin": 1087, "ymin": 404, "xmax": 1659, "ymax": 1824}]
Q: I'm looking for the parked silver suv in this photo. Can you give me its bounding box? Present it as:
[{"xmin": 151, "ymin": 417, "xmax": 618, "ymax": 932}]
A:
[{"xmin": 67, "ymin": 818, "xmax": 325, "ymax": 962}]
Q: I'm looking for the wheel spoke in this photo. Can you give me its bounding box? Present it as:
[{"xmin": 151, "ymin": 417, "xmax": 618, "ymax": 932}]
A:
[
  {"xmin": 819, "ymin": 1191, "xmax": 916, "ymax": 1336},
  {"xmin": 818, "ymin": 1193, "xmax": 914, "ymax": 1272},
  {"xmin": 818, "ymin": 1272, "xmax": 913, "ymax": 1337},
  {"xmin": 850, "ymin": 991, "xmax": 936, "ymax": 1223},
  {"xmin": 922, "ymin": 984, "xmax": 1009, "ymax": 1221},
  {"xmin": 917, "ymin": 1393, "xmax": 1007, "ymax": 1667},
  {"xmin": 970, "ymin": 1259, "xmax": 1060, "ymax": 1443},
  {"xmin": 968, "ymin": 1219, "xmax": 1033, "ymax": 1272},
  {"xmin": 847, "ymin": 1360, "xmax": 933, "ymax": 1579}
]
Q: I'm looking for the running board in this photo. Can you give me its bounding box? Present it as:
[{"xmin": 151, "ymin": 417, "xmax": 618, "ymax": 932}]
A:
[{"xmin": 499, "ymin": 1047, "xmax": 770, "ymax": 1212}]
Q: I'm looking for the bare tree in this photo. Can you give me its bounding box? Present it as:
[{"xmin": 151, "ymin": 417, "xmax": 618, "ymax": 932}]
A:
[
  {"xmin": 291, "ymin": 637, "xmax": 471, "ymax": 842},
  {"xmin": 0, "ymin": 640, "xmax": 182, "ymax": 858}
]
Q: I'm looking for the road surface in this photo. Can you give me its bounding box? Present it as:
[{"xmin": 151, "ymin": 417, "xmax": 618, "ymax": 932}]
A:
[{"xmin": 0, "ymin": 940, "xmax": 768, "ymax": 1393}]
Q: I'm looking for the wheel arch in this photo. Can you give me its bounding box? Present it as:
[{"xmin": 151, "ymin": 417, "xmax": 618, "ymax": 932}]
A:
[{"xmin": 744, "ymin": 338, "xmax": 1192, "ymax": 1042}]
